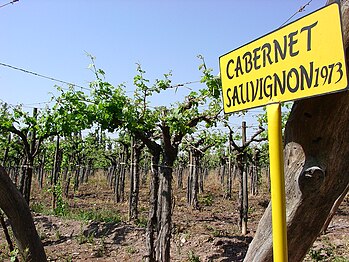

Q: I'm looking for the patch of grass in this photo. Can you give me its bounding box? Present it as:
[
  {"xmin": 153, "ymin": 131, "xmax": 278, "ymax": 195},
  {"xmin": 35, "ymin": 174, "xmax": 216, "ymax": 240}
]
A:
[
  {"xmin": 126, "ymin": 245, "xmax": 137, "ymax": 254},
  {"xmin": 38, "ymin": 229, "xmax": 47, "ymax": 241},
  {"xmin": 333, "ymin": 257, "xmax": 349, "ymax": 262},
  {"xmin": 77, "ymin": 233, "xmax": 95, "ymax": 245},
  {"xmin": 10, "ymin": 248, "xmax": 19, "ymax": 262},
  {"xmin": 199, "ymin": 193, "xmax": 214, "ymax": 206},
  {"xmin": 248, "ymin": 206, "xmax": 256, "ymax": 214},
  {"xmin": 0, "ymin": 243, "xmax": 9, "ymax": 260},
  {"xmin": 30, "ymin": 202, "xmax": 46, "ymax": 213},
  {"xmin": 77, "ymin": 225, "xmax": 95, "ymax": 245},
  {"xmin": 53, "ymin": 182, "xmax": 68, "ymax": 216},
  {"xmin": 307, "ymin": 239, "xmax": 349, "ymax": 262},
  {"xmin": 204, "ymin": 224, "xmax": 225, "ymax": 237},
  {"xmin": 71, "ymin": 208, "xmax": 122, "ymax": 223},
  {"xmin": 55, "ymin": 230, "xmax": 62, "ymax": 241},
  {"xmin": 94, "ymin": 237, "xmax": 106, "ymax": 257},
  {"xmin": 136, "ymin": 216, "xmax": 148, "ymax": 228},
  {"xmin": 187, "ymin": 250, "xmax": 201, "ymax": 262},
  {"xmin": 64, "ymin": 256, "xmax": 73, "ymax": 262}
]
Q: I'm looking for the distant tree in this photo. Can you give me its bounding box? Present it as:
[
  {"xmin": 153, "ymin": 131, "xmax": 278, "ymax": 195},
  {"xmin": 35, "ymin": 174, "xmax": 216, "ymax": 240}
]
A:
[
  {"xmin": 0, "ymin": 104, "xmax": 59, "ymax": 203},
  {"xmin": 226, "ymin": 122, "xmax": 265, "ymax": 235}
]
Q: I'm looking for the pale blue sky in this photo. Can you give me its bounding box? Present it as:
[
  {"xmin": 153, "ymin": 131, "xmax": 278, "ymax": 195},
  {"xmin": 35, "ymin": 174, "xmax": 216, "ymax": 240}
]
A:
[{"xmin": 0, "ymin": 0, "xmax": 326, "ymax": 127}]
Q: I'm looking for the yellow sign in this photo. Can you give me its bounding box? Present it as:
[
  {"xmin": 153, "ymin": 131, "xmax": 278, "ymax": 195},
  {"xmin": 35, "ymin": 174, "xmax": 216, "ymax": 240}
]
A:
[{"xmin": 220, "ymin": 3, "xmax": 348, "ymax": 113}]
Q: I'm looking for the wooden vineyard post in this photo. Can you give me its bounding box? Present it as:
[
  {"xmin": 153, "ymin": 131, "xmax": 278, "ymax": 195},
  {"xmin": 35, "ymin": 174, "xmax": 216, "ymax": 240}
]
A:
[{"xmin": 241, "ymin": 121, "xmax": 248, "ymax": 235}]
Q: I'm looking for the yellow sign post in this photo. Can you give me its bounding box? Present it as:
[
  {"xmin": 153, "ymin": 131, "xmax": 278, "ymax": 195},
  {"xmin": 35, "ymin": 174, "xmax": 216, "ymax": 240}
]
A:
[
  {"xmin": 219, "ymin": 3, "xmax": 347, "ymax": 261},
  {"xmin": 267, "ymin": 103, "xmax": 287, "ymax": 261}
]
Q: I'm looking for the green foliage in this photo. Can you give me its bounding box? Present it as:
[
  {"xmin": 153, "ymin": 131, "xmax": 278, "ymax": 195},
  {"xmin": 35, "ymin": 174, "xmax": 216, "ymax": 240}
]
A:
[
  {"xmin": 77, "ymin": 229, "xmax": 95, "ymax": 245},
  {"xmin": 205, "ymin": 225, "xmax": 225, "ymax": 237},
  {"xmin": 135, "ymin": 216, "xmax": 148, "ymax": 228},
  {"xmin": 126, "ymin": 245, "xmax": 137, "ymax": 254},
  {"xmin": 198, "ymin": 54, "xmax": 221, "ymax": 100},
  {"xmin": 0, "ymin": 102, "xmax": 58, "ymax": 149},
  {"xmin": 31, "ymin": 202, "xmax": 46, "ymax": 213},
  {"xmin": 94, "ymin": 237, "xmax": 106, "ymax": 257},
  {"xmin": 73, "ymin": 208, "xmax": 122, "ymax": 223},
  {"xmin": 53, "ymin": 182, "xmax": 67, "ymax": 216},
  {"xmin": 53, "ymin": 86, "xmax": 95, "ymax": 135},
  {"xmin": 307, "ymin": 239, "xmax": 349, "ymax": 262},
  {"xmin": 199, "ymin": 193, "xmax": 214, "ymax": 206},
  {"xmin": 187, "ymin": 250, "xmax": 201, "ymax": 262},
  {"xmin": 10, "ymin": 248, "xmax": 19, "ymax": 262}
]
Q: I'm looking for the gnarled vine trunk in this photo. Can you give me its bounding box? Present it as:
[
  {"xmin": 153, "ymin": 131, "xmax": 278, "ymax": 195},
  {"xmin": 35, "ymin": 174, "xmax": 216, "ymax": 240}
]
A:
[
  {"xmin": 244, "ymin": 1, "xmax": 349, "ymax": 260},
  {"xmin": 0, "ymin": 166, "xmax": 47, "ymax": 261}
]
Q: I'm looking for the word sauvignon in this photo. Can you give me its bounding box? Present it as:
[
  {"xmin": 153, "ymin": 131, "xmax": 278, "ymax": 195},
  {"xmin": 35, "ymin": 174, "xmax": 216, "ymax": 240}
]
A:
[{"xmin": 225, "ymin": 61, "xmax": 344, "ymax": 107}]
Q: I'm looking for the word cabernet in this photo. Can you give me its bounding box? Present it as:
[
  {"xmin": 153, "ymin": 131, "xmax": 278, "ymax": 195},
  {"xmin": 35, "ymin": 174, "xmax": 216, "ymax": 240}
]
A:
[
  {"xmin": 220, "ymin": 3, "xmax": 348, "ymax": 113},
  {"xmin": 225, "ymin": 22, "xmax": 317, "ymax": 80}
]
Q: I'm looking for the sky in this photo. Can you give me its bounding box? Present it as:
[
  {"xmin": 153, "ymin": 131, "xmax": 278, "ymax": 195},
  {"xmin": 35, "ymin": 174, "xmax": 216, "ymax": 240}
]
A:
[{"xmin": 0, "ymin": 0, "xmax": 327, "ymax": 131}]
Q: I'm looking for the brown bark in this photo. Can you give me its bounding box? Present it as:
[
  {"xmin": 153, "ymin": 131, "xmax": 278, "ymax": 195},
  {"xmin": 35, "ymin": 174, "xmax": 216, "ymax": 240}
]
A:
[
  {"xmin": 0, "ymin": 212, "xmax": 18, "ymax": 262},
  {"xmin": 129, "ymin": 137, "xmax": 143, "ymax": 221},
  {"xmin": 155, "ymin": 164, "xmax": 173, "ymax": 262},
  {"xmin": 0, "ymin": 166, "xmax": 47, "ymax": 261},
  {"xmin": 321, "ymin": 183, "xmax": 349, "ymax": 234},
  {"xmin": 244, "ymin": 2, "xmax": 349, "ymax": 261},
  {"xmin": 145, "ymin": 154, "xmax": 160, "ymax": 262}
]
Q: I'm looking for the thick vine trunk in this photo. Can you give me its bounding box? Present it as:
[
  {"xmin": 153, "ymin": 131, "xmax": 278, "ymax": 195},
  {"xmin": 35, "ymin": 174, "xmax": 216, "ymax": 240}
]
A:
[
  {"xmin": 0, "ymin": 166, "xmax": 47, "ymax": 261},
  {"xmin": 187, "ymin": 151, "xmax": 194, "ymax": 204},
  {"xmin": 52, "ymin": 135, "xmax": 61, "ymax": 210},
  {"xmin": 187, "ymin": 151, "xmax": 200, "ymax": 209},
  {"xmin": 155, "ymin": 164, "xmax": 173, "ymax": 262},
  {"xmin": 190, "ymin": 155, "xmax": 200, "ymax": 209},
  {"xmin": 145, "ymin": 154, "xmax": 160, "ymax": 262},
  {"xmin": 199, "ymin": 167, "xmax": 206, "ymax": 193},
  {"xmin": 38, "ymin": 153, "xmax": 45, "ymax": 189},
  {"xmin": 23, "ymin": 158, "xmax": 34, "ymax": 204},
  {"xmin": 177, "ymin": 166, "xmax": 184, "ymax": 189},
  {"xmin": 244, "ymin": 2, "xmax": 349, "ymax": 261},
  {"xmin": 129, "ymin": 138, "xmax": 142, "ymax": 221},
  {"xmin": 73, "ymin": 165, "xmax": 80, "ymax": 192}
]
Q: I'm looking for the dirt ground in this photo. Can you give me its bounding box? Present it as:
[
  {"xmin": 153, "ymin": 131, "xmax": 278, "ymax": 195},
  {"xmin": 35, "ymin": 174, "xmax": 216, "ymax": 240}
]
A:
[{"xmin": 0, "ymin": 172, "xmax": 348, "ymax": 262}]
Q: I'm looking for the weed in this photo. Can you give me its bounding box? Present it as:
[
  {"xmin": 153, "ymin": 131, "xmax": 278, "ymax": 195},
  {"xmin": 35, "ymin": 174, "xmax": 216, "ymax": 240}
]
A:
[
  {"xmin": 53, "ymin": 182, "xmax": 68, "ymax": 216},
  {"xmin": 136, "ymin": 216, "xmax": 148, "ymax": 228},
  {"xmin": 309, "ymin": 248, "xmax": 324, "ymax": 261},
  {"xmin": 38, "ymin": 229, "xmax": 47, "ymax": 240},
  {"xmin": 19, "ymin": 248, "xmax": 29, "ymax": 262},
  {"xmin": 199, "ymin": 193, "xmax": 214, "ymax": 206},
  {"xmin": 94, "ymin": 237, "xmax": 106, "ymax": 257},
  {"xmin": 248, "ymin": 206, "xmax": 256, "ymax": 214},
  {"xmin": 55, "ymin": 230, "xmax": 62, "ymax": 241},
  {"xmin": 333, "ymin": 257, "xmax": 349, "ymax": 262},
  {"xmin": 307, "ymin": 241, "xmax": 349, "ymax": 262},
  {"xmin": 30, "ymin": 202, "xmax": 45, "ymax": 213},
  {"xmin": 204, "ymin": 224, "xmax": 224, "ymax": 237},
  {"xmin": 10, "ymin": 248, "xmax": 19, "ymax": 262},
  {"xmin": 65, "ymin": 256, "xmax": 73, "ymax": 262},
  {"xmin": 73, "ymin": 209, "xmax": 122, "ymax": 223},
  {"xmin": 187, "ymin": 250, "xmax": 201, "ymax": 262},
  {"xmin": 126, "ymin": 245, "xmax": 137, "ymax": 254},
  {"xmin": 0, "ymin": 243, "xmax": 8, "ymax": 260},
  {"xmin": 77, "ymin": 232, "xmax": 95, "ymax": 245},
  {"xmin": 77, "ymin": 225, "xmax": 95, "ymax": 245}
]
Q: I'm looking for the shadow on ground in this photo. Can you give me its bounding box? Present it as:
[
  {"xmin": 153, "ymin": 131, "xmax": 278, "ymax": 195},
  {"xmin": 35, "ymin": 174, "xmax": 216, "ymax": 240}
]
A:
[{"xmin": 207, "ymin": 235, "xmax": 252, "ymax": 262}]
